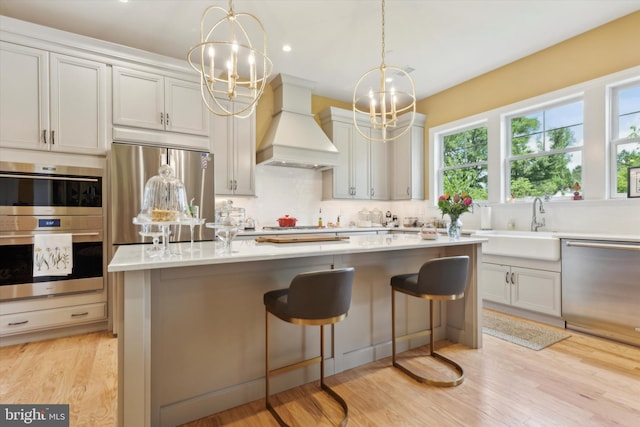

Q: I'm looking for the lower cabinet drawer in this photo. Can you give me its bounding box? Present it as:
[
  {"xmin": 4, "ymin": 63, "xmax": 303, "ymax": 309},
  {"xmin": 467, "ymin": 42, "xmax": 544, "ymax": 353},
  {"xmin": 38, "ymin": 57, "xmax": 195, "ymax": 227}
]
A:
[{"xmin": 0, "ymin": 303, "xmax": 106, "ymax": 335}]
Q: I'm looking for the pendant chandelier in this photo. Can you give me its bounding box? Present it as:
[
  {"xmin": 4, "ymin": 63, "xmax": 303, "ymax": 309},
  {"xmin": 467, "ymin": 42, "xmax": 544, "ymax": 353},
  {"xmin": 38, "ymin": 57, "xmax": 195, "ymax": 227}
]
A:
[
  {"xmin": 187, "ymin": 0, "xmax": 273, "ymax": 118},
  {"xmin": 353, "ymin": 0, "xmax": 416, "ymax": 142}
]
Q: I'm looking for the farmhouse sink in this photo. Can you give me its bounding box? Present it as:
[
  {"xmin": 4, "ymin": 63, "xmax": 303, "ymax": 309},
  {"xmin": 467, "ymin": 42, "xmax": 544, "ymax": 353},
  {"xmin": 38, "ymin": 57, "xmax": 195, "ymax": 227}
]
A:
[{"xmin": 471, "ymin": 230, "xmax": 560, "ymax": 261}]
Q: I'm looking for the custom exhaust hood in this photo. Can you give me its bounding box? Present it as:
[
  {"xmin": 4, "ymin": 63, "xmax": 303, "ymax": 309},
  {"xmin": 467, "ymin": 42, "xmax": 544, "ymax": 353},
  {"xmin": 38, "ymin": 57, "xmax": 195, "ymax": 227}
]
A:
[{"xmin": 256, "ymin": 74, "xmax": 339, "ymax": 170}]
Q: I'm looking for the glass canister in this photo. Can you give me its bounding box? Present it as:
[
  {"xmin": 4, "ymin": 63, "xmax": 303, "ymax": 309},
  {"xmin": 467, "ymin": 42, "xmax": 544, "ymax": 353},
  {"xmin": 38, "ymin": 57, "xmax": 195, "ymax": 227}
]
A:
[{"xmin": 136, "ymin": 164, "xmax": 191, "ymax": 222}]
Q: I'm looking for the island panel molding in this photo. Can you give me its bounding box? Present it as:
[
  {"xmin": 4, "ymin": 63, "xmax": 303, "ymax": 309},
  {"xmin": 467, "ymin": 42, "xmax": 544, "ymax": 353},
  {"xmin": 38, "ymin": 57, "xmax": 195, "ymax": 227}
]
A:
[{"xmin": 109, "ymin": 235, "xmax": 484, "ymax": 427}]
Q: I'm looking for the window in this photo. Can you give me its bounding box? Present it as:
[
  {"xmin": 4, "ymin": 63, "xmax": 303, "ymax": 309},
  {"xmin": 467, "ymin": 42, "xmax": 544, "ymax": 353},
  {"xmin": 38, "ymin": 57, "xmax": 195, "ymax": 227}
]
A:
[
  {"xmin": 507, "ymin": 99, "xmax": 583, "ymax": 199},
  {"xmin": 611, "ymin": 82, "xmax": 640, "ymax": 197},
  {"xmin": 440, "ymin": 125, "xmax": 488, "ymax": 200}
]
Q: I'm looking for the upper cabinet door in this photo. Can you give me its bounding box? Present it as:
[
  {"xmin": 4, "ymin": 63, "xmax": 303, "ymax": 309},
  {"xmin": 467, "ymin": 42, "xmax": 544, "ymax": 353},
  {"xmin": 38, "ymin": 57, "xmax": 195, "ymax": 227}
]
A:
[
  {"xmin": 0, "ymin": 42, "xmax": 48, "ymax": 150},
  {"xmin": 210, "ymin": 98, "xmax": 255, "ymax": 196},
  {"xmin": 368, "ymin": 128, "xmax": 389, "ymax": 200},
  {"xmin": 164, "ymin": 77, "xmax": 209, "ymax": 136},
  {"xmin": 49, "ymin": 53, "xmax": 107, "ymax": 154},
  {"xmin": 113, "ymin": 66, "xmax": 164, "ymax": 131}
]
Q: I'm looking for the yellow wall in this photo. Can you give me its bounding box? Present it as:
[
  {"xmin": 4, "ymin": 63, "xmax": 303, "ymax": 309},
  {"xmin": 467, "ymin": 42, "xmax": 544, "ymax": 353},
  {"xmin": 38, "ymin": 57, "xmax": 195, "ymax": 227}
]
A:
[
  {"xmin": 255, "ymin": 11, "xmax": 640, "ymax": 197},
  {"xmin": 418, "ymin": 10, "xmax": 640, "ymax": 198}
]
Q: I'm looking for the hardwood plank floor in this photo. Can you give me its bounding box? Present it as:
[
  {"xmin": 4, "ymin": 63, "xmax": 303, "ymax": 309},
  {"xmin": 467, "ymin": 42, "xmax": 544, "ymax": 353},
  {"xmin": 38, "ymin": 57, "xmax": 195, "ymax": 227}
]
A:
[{"xmin": 1, "ymin": 311, "xmax": 638, "ymax": 426}]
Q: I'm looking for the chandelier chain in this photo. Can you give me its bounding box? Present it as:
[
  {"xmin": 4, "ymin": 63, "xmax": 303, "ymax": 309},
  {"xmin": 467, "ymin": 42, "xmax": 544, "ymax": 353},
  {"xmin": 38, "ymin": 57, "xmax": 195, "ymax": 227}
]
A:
[{"xmin": 381, "ymin": 0, "xmax": 385, "ymax": 67}]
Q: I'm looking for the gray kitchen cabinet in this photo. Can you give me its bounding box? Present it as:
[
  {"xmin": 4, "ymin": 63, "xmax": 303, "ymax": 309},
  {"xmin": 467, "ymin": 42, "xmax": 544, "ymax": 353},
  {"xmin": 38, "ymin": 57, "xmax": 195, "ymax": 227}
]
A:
[
  {"xmin": 390, "ymin": 113, "xmax": 426, "ymax": 200},
  {"xmin": 0, "ymin": 289, "xmax": 107, "ymax": 346},
  {"xmin": 320, "ymin": 106, "xmax": 388, "ymax": 200},
  {"xmin": 113, "ymin": 66, "xmax": 209, "ymax": 138},
  {"xmin": 0, "ymin": 41, "xmax": 107, "ymax": 154},
  {"xmin": 482, "ymin": 261, "xmax": 561, "ymax": 317},
  {"xmin": 211, "ymin": 99, "xmax": 256, "ymax": 196}
]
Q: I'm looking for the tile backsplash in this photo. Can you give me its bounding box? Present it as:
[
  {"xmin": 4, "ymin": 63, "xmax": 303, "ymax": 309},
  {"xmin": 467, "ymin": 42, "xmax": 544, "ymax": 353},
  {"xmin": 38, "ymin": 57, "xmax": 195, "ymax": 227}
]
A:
[{"xmin": 221, "ymin": 165, "xmax": 639, "ymax": 236}]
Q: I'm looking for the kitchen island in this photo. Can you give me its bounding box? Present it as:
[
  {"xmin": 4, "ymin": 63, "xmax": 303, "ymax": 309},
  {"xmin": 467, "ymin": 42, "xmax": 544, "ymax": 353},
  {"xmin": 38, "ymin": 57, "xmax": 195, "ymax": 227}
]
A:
[{"xmin": 108, "ymin": 234, "xmax": 486, "ymax": 427}]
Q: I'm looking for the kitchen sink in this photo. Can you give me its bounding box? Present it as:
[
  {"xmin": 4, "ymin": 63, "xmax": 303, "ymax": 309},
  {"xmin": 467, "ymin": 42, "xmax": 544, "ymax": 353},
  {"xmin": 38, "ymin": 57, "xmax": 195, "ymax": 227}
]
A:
[{"xmin": 471, "ymin": 230, "xmax": 560, "ymax": 261}]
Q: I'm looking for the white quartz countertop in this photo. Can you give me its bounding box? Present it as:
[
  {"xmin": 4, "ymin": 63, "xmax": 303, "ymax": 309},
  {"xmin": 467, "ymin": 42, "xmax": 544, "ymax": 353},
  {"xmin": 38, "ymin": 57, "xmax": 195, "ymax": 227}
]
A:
[{"xmin": 108, "ymin": 234, "xmax": 487, "ymax": 272}]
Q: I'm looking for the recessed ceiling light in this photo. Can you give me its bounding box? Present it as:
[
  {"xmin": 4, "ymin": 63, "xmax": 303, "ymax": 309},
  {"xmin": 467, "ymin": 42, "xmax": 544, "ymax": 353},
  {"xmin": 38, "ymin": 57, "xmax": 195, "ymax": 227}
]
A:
[
  {"xmin": 282, "ymin": 44, "xmax": 292, "ymax": 53},
  {"xmin": 119, "ymin": 0, "xmax": 129, "ymax": 3}
]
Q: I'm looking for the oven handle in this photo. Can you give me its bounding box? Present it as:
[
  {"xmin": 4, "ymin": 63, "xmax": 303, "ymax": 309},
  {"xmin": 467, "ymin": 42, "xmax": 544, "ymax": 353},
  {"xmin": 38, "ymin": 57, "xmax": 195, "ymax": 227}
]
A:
[
  {"xmin": 0, "ymin": 173, "xmax": 99, "ymax": 183},
  {"xmin": 0, "ymin": 232, "xmax": 101, "ymax": 239}
]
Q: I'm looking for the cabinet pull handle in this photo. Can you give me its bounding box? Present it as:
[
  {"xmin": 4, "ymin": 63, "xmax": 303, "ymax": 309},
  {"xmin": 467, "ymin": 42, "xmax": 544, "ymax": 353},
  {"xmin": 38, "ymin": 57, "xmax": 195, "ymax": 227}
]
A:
[
  {"xmin": 166, "ymin": 113, "xmax": 170, "ymax": 125},
  {"xmin": 71, "ymin": 312, "xmax": 89, "ymax": 317},
  {"xmin": 510, "ymin": 272, "xmax": 516, "ymax": 284},
  {"xmin": 234, "ymin": 180, "xmax": 237, "ymax": 191},
  {"xmin": 406, "ymin": 186, "xmax": 410, "ymax": 196},
  {"xmin": 505, "ymin": 272, "xmax": 510, "ymax": 284},
  {"xmin": 51, "ymin": 130, "xmax": 55, "ymax": 145},
  {"xmin": 8, "ymin": 320, "xmax": 29, "ymax": 326},
  {"xmin": 43, "ymin": 130, "xmax": 48, "ymax": 144},
  {"xmin": 160, "ymin": 112, "xmax": 164, "ymax": 124}
]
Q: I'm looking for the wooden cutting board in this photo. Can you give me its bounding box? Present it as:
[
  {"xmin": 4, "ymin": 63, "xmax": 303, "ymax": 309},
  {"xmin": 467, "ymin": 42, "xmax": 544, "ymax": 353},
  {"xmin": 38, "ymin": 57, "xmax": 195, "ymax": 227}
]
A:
[{"xmin": 255, "ymin": 235, "xmax": 350, "ymax": 243}]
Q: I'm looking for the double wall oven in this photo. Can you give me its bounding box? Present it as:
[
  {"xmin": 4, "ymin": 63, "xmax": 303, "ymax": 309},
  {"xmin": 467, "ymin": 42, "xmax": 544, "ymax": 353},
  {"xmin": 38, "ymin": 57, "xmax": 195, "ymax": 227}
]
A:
[{"xmin": 0, "ymin": 162, "xmax": 104, "ymax": 301}]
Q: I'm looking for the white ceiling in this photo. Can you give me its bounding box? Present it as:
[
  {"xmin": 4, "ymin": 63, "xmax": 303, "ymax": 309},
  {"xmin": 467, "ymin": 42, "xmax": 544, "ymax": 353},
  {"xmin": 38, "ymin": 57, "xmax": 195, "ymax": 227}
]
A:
[{"xmin": 1, "ymin": 0, "xmax": 639, "ymax": 103}]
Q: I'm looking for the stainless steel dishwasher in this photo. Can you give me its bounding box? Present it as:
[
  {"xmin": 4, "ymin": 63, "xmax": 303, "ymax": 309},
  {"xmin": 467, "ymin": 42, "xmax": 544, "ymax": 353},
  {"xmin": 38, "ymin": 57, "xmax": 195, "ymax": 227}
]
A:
[{"xmin": 561, "ymin": 239, "xmax": 640, "ymax": 347}]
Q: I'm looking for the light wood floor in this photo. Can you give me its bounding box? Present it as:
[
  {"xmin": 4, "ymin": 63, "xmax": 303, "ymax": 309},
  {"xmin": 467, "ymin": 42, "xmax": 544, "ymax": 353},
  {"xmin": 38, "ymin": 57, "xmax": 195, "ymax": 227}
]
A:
[{"xmin": 1, "ymin": 311, "xmax": 639, "ymax": 426}]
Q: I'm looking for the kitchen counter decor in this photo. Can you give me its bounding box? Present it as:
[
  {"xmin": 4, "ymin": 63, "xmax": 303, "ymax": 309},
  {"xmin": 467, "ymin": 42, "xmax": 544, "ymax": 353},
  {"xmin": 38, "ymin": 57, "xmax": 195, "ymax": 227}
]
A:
[{"xmin": 438, "ymin": 192, "xmax": 473, "ymax": 240}]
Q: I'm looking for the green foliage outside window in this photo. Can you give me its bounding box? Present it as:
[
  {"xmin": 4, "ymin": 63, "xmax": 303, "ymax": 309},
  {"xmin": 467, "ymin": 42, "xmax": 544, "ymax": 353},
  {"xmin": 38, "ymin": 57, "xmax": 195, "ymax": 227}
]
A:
[
  {"xmin": 509, "ymin": 103, "xmax": 583, "ymax": 199},
  {"xmin": 616, "ymin": 126, "xmax": 640, "ymax": 194},
  {"xmin": 442, "ymin": 127, "xmax": 488, "ymax": 200}
]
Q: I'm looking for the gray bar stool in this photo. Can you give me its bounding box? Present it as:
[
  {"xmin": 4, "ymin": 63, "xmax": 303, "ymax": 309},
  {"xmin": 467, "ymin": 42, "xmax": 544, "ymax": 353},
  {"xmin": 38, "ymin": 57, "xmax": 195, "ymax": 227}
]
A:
[
  {"xmin": 390, "ymin": 256, "xmax": 469, "ymax": 387},
  {"xmin": 264, "ymin": 267, "xmax": 355, "ymax": 427}
]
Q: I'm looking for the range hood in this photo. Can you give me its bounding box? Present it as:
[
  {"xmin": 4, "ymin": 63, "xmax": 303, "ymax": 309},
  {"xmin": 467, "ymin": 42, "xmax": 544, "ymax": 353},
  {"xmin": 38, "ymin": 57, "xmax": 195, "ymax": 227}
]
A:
[{"xmin": 256, "ymin": 74, "xmax": 339, "ymax": 170}]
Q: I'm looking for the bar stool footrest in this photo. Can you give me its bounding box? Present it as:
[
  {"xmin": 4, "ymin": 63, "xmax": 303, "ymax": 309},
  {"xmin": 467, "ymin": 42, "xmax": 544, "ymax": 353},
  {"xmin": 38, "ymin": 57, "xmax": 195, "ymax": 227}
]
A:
[
  {"xmin": 393, "ymin": 351, "xmax": 464, "ymax": 387},
  {"xmin": 266, "ymin": 381, "xmax": 348, "ymax": 427}
]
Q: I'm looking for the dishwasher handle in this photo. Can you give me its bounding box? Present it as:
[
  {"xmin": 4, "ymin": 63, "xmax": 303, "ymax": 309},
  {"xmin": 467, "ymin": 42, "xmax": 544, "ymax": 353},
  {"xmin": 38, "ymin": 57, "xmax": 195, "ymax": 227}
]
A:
[{"xmin": 565, "ymin": 241, "xmax": 640, "ymax": 252}]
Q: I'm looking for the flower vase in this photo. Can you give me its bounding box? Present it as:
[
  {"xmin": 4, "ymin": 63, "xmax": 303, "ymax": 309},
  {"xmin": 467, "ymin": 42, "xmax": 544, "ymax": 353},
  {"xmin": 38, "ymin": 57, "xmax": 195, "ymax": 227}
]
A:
[{"xmin": 447, "ymin": 216, "xmax": 461, "ymax": 240}]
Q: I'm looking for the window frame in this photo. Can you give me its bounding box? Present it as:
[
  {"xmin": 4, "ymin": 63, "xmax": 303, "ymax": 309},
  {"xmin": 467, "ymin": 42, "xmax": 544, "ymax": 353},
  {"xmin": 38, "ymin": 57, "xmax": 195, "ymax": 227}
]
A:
[
  {"xmin": 436, "ymin": 120, "xmax": 489, "ymax": 202},
  {"xmin": 505, "ymin": 96, "xmax": 584, "ymax": 201},
  {"xmin": 428, "ymin": 66, "xmax": 640, "ymax": 206},
  {"xmin": 609, "ymin": 78, "xmax": 640, "ymax": 198}
]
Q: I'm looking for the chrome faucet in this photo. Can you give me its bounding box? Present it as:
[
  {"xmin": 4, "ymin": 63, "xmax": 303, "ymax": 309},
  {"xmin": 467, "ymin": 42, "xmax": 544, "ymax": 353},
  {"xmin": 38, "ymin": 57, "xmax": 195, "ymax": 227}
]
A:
[{"xmin": 531, "ymin": 197, "xmax": 546, "ymax": 231}]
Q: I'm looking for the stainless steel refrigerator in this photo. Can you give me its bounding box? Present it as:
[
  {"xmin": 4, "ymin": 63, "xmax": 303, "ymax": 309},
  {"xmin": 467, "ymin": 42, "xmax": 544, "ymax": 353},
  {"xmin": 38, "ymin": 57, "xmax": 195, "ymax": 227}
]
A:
[{"xmin": 109, "ymin": 142, "xmax": 215, "ymax": 245}]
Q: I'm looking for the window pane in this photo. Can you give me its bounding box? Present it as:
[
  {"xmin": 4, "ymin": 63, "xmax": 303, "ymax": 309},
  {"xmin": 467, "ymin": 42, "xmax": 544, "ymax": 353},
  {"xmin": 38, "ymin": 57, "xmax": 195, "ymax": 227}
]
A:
[
  {"xmin": 619, "ymin": 112, "xmax": 640, "ymax": 139},
  {"xmin": 510, "ymin": 100, "xmax": 583, "ymax": 199},
  {"xmin": 510, "ymin": 152, "xmax": 582, "ymax": 198},
  {"xmin": 616, "ymin": 142, "xmax": 640, "ymax": 194},
  {"xmin": 544, "ymin": 124, "xmax": 583, "ymax": 149},
  {"xmin": 512, "ymin": 112, "xmax": 542, "ymax": 138},
  {"xmin": 619, "ymin": 85, "xmax": 640, "ymax": 115},
  {"xmin": 443, "ymin": 127, "xmax": 488, "ymax": 166},
  {"xmin": 545, "ymin": 101, "xmax": 583, "ymax": 130},
  {"xmin": 616, "ymin": 84, "xmax": 640, "ymax": 139},
  {"xmin": 443, "ymin": 165, "xmax": 488, "ymax": 201}
]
